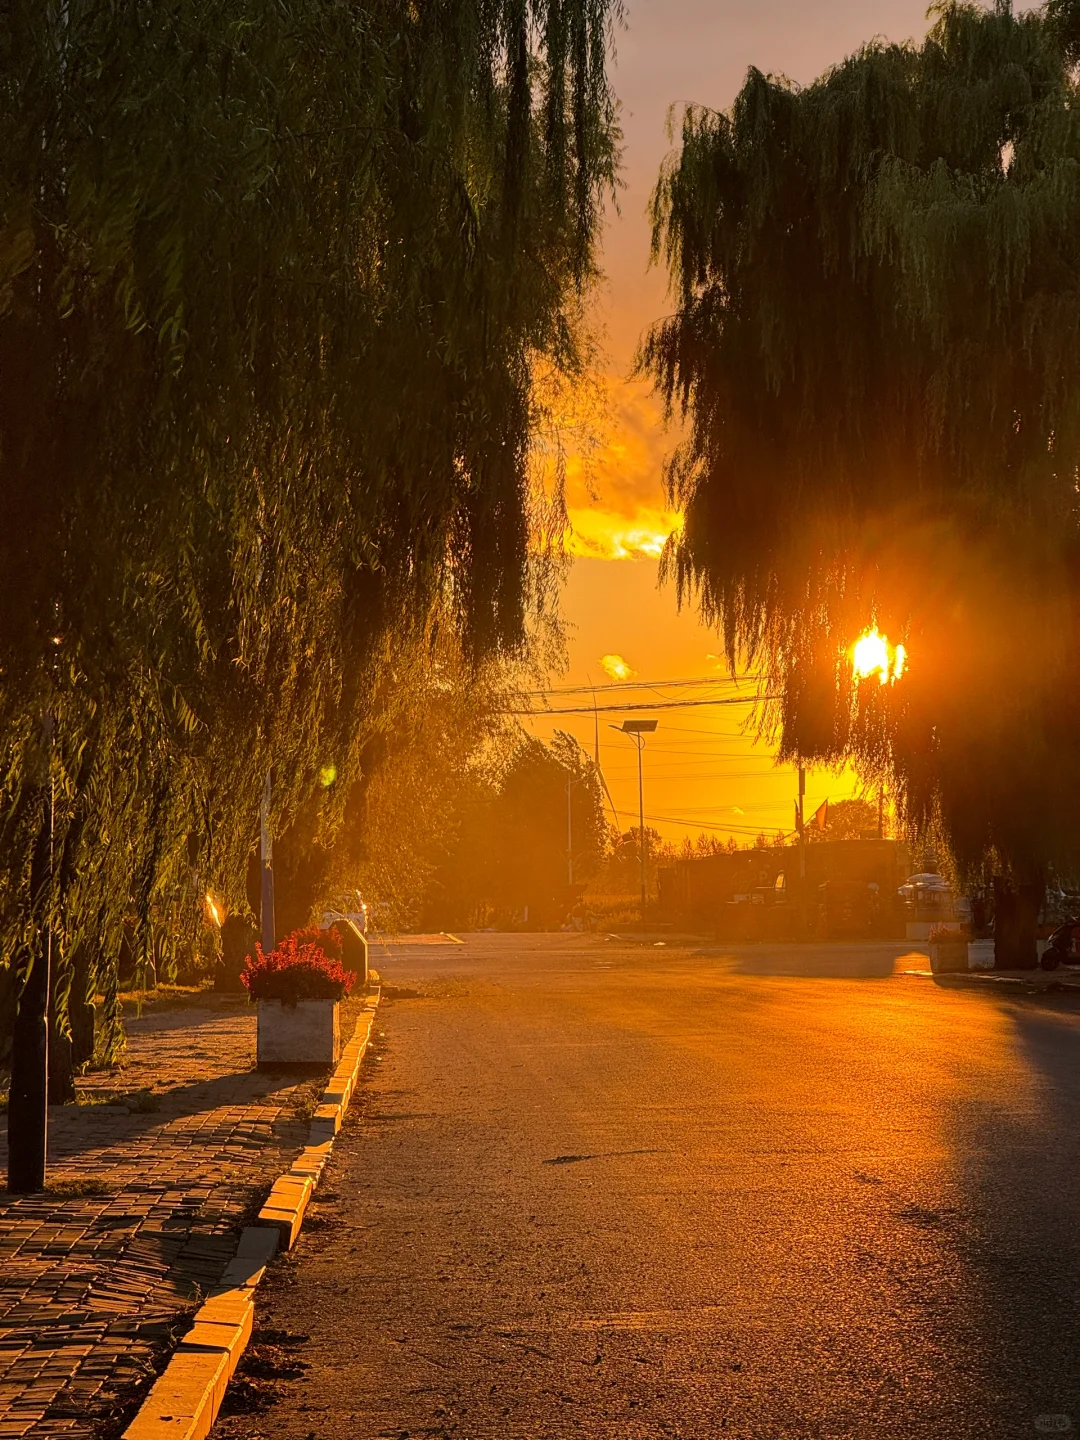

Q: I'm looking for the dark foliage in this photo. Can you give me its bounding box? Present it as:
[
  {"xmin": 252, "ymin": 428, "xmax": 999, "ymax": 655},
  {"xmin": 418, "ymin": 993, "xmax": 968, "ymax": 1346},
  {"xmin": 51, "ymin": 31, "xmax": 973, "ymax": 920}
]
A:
[
  {"xmin": 0, "ymin": 0, "xmax": 620, "ymax": 1056},
  {"xmin": 644, "ymin": 1, "xmax": 1080, "ymax": 888}
]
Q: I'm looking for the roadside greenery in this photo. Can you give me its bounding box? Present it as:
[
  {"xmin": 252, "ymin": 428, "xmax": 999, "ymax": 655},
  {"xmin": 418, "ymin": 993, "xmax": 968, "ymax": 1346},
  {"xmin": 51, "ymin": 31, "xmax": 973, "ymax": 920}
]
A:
[
  {"xmin": 644, "ymin": 0, "xmax": 1080, "ymax": 954},
  {"xmin": 0, "ymin": 0, "xmax": 621, "ymax": 1175},
  {"xmin": 376, "ymin": 726, "xmax": 608, "ymax": 931}
]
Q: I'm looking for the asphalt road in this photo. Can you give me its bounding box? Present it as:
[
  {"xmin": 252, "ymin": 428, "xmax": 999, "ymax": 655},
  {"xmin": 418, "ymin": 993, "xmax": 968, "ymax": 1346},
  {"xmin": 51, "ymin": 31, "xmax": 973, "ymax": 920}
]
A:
[{"xmin": 212, "ymin": 934, "xmax": 1080, "ymax": 1440}]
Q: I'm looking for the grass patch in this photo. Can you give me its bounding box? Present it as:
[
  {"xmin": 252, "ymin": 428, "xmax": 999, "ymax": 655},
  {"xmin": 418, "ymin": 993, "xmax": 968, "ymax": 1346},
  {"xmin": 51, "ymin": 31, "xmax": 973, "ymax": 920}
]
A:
[
  {"xmin": 44, "ymin": 1177, "xmax": 113, "ymax": 1198},
  {"xmin": 583, "ymin": 895, "xmax": 652, "ymax": 931},
  {"xmin": 288, "ymin": 1079, "xmax": 325, "ymax": 1123},
  {"xmin": 116, "ymin": 982, "xmax": 220, "ymax": 1015},
  {"xmin": 90, "ymin": 982, "xmax": 233, "ymax": 1018},
  {"xmin": 76, "ymin": 1087, "xmax": 161, "ymax": 1113}
]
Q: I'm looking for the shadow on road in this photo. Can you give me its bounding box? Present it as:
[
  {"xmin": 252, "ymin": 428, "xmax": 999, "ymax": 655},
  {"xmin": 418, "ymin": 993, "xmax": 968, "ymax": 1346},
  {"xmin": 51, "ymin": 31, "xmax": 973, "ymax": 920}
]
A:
[
  {"xmin": 938, "ymin": 999, "xmax": 1080, "ymax": 1431},
  {"xmin": 702, "ymin": 941, "xmax": 920, "ymax": 979}
]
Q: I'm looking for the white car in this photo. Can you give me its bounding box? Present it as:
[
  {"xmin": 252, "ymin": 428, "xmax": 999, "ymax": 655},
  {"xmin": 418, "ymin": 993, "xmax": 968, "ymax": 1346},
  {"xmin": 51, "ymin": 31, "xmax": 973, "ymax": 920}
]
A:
[{"xmin": 321, "ymin": 890, "xmax": 368, "ymax": 935}]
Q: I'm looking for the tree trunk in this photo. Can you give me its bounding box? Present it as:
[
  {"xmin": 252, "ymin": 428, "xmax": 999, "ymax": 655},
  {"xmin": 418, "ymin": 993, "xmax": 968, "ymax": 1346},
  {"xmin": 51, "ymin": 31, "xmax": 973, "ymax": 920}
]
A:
[
  {"xmin": 0, "ymin": 964, "xmax": 17, "ymax": 1069},
  {"xmin": 47, "ymin": 1012, "xmax": 75, "ymax": 1106},
  {"xmin": 217, "ymin": 915, "xmax": 256, "ymax": 993},
  {"xmin": 7, "ymin": 802, "xmax": 52, "ymax": 1193},
  {"xmin": 993, "ymin": 875, "xmax": 1042, "ymax": 970},
  {"xmin": 69, "ymin": 946, "xmax": 96, "ymax": 1068},
  {"xmin": 1015, "ymin": 882, "xmax": 1043, "ymax": 970},
  {"xmin": 46, "ymin": 944, "xmax": 94, "ymax": 1106}
]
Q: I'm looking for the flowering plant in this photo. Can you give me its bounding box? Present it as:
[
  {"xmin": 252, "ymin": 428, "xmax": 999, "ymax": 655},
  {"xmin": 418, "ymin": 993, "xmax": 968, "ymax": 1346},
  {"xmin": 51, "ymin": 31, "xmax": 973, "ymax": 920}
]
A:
[
  {"xmin": 928, "ymin": 924, "xmax": 968, "ymax": 944},
  {"xmin": 241, "ymin": 928, "xmax": 356, "ymax": 1004},
  {"xmin": 290, "ymin": 924, "xmax": 346, "ymax": 962}
]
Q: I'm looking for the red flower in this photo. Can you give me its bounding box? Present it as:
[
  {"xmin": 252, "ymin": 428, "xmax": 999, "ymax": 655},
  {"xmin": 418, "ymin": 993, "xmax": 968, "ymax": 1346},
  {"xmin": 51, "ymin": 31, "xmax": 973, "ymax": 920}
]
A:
[
  {"xmin": 291, "ymin": 924, "xmax": 345, "ymax": 962},
  {"xmin": 241, "ymin": 928, "xmax": 356, "ymax": 1004}
]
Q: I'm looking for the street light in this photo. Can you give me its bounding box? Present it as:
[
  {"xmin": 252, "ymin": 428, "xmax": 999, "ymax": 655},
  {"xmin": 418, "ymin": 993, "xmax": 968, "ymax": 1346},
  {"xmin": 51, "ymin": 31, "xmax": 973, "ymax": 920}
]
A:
[{"xmin": 610, "ymin": 719, "xmax": 658, "ymax": 924}]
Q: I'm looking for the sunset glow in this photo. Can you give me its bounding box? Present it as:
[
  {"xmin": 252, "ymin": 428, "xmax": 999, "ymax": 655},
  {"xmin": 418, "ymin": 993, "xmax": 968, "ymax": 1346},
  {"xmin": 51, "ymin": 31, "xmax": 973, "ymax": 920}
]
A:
[
  {"xmin": 567, "ymin": 512, "xmax": 679, "ymax": 560},
  {"xmin": 851, "ymin": 628, "xmax": 907, "ymax": 685},
  {"xmin": 531, "ymin": 367, "xmax": 683, "ymax": 562}
]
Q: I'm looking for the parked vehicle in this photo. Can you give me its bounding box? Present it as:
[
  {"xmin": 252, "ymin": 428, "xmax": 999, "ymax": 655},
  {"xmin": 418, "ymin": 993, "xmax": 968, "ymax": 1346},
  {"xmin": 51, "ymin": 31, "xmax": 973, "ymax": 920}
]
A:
[
  {"xmin": 897, "ymin": 873, "xmax": 958, "ymax": 925},
  {"xmin": 1040, "ymin": 918, "xmax": 1080, "ymax": 970},
  {"xmin": 818, "ymin": 880, "xmax": 877, "ymax": 939},
  {"xmin": 897, "ymin": 872, "xmax": 947, "ymax": 909},
  {"xmin": 321, "ymin": 889, "xmax": 368, "ymax": 935}
]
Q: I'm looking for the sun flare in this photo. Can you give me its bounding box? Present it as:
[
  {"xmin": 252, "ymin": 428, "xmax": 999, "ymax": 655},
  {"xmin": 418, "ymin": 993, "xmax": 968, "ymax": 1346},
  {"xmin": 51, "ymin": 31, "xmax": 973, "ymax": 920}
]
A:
[{"xmin": 851, "ymin": 627, "xmax": 907, "ymax": 685}]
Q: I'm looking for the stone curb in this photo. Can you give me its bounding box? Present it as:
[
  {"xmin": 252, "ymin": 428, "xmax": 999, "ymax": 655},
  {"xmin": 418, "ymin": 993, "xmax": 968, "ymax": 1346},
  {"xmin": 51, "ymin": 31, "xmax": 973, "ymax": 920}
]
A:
[
  {"xmin": 903, "ymin": 968, "xmax": 1080, "ymax": 993},
  {"xmin": 120, "ymin": 996, "xmax": 379, "ymax": 1440}
]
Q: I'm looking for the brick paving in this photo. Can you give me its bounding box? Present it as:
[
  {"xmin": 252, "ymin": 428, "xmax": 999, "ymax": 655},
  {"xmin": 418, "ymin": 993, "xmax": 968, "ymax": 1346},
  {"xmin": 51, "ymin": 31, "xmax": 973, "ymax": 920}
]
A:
[{"xmin": 0, "ymin": 996, "xmax": 313, "ymax": 1440}]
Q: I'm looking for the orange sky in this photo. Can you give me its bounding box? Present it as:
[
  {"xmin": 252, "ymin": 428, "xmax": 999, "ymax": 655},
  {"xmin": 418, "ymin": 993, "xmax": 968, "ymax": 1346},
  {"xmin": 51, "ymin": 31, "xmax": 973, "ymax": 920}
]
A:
[{"xmin": 528, "ymin": 0, "xmax": 938, "ymax": 844}]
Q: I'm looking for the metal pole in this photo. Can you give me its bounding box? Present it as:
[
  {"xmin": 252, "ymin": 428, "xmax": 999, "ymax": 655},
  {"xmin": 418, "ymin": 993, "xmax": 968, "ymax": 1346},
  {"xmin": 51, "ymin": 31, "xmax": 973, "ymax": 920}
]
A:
[
  {"xmin": 637, "ymin": 735, "xmax": 647, "ymax": 923},
  {"xmin": 260, "ymin": 772, "xmax": 275, "ymax": 954},
  {"xmin": 567, "ymin": 773, "xmax": 574, "ymax": 887},
  {"xmin": 798, "ymin": 764, "xmax": 806, "ymax": 939}
]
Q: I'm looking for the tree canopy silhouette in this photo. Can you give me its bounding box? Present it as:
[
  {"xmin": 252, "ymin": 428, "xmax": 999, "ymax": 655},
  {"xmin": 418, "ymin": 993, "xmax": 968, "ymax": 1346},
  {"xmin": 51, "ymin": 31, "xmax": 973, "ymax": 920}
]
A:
[
  {"xmin": 0, "ymin": 0, "xmax": 621, "ymax": 1180},
  {"xmin": 644, "ymin": 0, "xmax": 1080, "ymax": 918}
]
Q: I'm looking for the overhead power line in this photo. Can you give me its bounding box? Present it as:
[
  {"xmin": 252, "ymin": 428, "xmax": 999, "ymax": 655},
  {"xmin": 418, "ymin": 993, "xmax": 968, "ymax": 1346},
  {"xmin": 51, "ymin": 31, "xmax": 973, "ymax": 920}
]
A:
[
  {"xmin": 523, "ymin": 674, "xmax": 763, "ymax": 698},
  {"xmin": 644, "ymin": 811, "xmax": 796, "ymax": 838},
  {"xmin": 509, "ymin": 695, "xmax": 773, "ymax": 716}
]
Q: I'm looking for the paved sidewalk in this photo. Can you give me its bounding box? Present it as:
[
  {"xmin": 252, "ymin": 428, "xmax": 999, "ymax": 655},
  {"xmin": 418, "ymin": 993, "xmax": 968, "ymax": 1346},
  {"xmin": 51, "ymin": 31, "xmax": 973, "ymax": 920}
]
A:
[{"xmin": 0, "ymin": 996, "xmax": 313, "ymax": 1440}]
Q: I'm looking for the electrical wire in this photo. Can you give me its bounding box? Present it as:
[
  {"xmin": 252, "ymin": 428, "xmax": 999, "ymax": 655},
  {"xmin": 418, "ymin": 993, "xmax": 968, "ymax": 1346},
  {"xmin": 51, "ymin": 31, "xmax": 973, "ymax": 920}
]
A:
[
  {"xmin": 507, "ymin": 695, "xmax": 771, "ymax": 716},
  {"xmin": 521, "ymin": 674, "xmax": 763, "ymax": 697}
]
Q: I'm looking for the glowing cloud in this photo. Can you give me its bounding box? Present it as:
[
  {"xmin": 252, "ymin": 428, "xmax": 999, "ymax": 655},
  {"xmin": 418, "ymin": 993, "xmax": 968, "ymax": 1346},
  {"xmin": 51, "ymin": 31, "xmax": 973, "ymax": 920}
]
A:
[
  {"xmin": 531, "ymin": 371, "xmax": 683, "ymax": 562},
  {"xmin": 600, "ymin": 653, "xmax": 636, "ymax": 681},
  {"xmin": 568, "ymin": 514, "xmax": 679, "ymax": 560}
]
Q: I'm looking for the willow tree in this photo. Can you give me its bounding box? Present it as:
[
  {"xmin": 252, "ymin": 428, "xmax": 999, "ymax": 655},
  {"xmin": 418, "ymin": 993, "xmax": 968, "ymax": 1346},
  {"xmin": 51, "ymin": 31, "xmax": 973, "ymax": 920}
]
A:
[
  {"xmin": 0, "ymin": 0, "xmax": 620, "ymax": 1186},
  {"xmin": 644, "ymin": 0, "xmax": 1080, "ymax": 963}
]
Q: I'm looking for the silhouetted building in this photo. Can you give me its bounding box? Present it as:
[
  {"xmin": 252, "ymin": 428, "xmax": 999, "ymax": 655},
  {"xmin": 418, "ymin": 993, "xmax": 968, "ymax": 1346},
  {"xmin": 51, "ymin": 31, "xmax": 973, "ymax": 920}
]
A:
[{"xmin": 658, "ymin": 838, "xmax": 910, "ymax": 939}]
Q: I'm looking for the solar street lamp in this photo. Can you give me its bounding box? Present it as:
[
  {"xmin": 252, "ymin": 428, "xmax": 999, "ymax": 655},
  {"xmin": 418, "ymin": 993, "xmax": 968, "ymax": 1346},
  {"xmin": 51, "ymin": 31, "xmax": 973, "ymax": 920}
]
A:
[{"xmin": 611, "ymin": 719, "xmax": 658, "ymax": 923}]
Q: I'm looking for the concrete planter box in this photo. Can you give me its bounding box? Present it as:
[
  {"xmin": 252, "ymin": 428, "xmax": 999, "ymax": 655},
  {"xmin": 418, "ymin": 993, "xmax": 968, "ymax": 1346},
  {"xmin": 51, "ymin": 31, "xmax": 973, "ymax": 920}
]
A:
[
  {"xmin": 257, "ymin": 999, "xmax": 341, "ymax": 1067},
  {"xmin": 929, "ymin": 941, "xmax": 969, "ymax": 974},
  {"xmin": 968, "ymin": 939, "xmax": 995, "ymax": 970}
]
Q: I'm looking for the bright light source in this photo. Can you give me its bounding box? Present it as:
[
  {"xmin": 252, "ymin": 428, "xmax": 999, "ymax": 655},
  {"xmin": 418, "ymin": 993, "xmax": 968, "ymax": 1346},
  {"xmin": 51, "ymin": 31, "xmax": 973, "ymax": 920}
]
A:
[
  {"xmin": 600, "ymin": 653, "xmax": 636, "ymax": 681},
  {"xmin": 851, "ymin": 627, "xmax": 907, "ymax": 686},
  {"xmin": 205, "ymin": 892, "xmax": 223, "ymax": 927},
  {"xmin": 319, "ymin": 763, "xmax": 338, "ymax": 788}
]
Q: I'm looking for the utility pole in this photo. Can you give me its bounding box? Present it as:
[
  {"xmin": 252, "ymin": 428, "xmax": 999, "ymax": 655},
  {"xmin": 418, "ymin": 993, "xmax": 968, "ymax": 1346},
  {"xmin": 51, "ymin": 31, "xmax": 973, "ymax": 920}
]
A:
[
  {"xmin": 566, "ymin": 773, "xmax": 574, "ymax": 887},
  {"xmin": 611, "ymin": 719, "xmax": 658, "ymax": 927},
  {"xmin": 798, "ymin": 763, "xmax": 807, "ymax": 940},
  {"xmin": 260, "ymin": 772, "xmax": 275, "ymax": 954}
]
